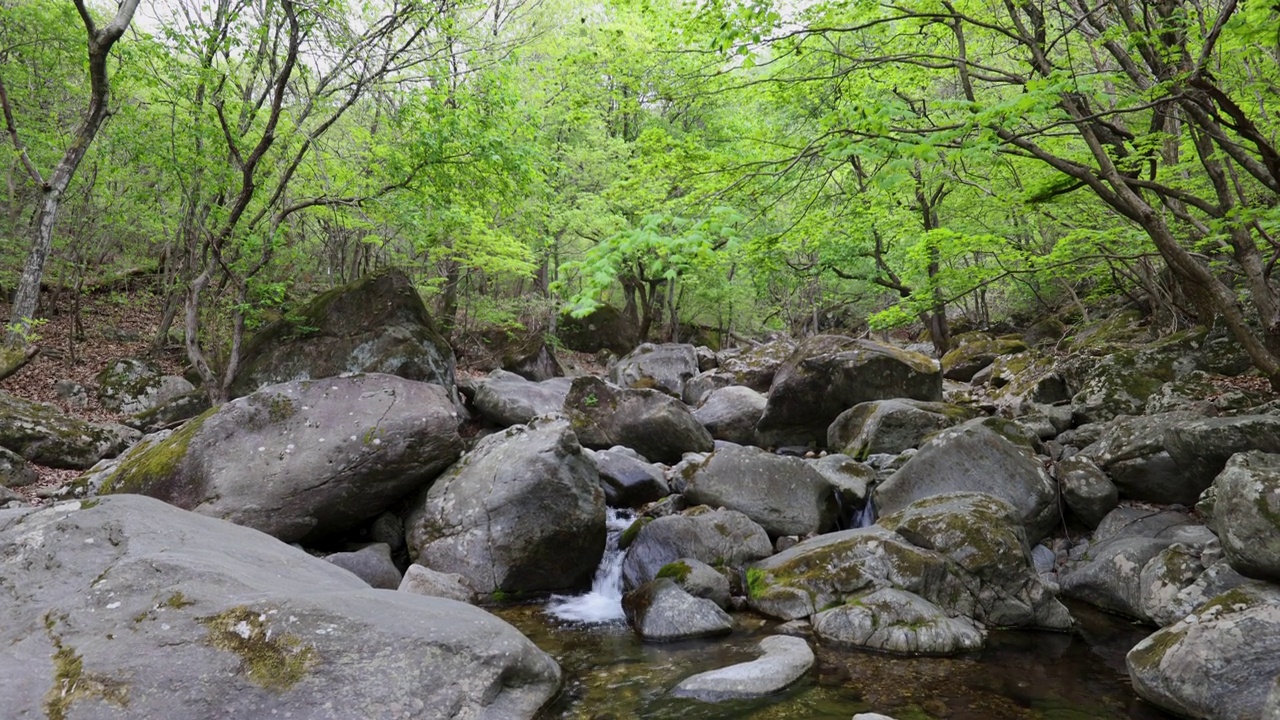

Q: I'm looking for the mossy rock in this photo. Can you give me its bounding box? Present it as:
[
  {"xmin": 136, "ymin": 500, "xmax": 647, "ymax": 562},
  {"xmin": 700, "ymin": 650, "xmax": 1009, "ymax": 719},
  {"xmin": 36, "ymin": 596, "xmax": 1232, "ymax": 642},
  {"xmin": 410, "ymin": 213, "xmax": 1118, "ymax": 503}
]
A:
[
  {"xmin": 229, "ymin": 269, "xmax": 456, "ymax": 400},
  {"xmin": 0, "ymin": 391, "xmax": 138, "ymax": 470},
  {"xmin": 941, "ymin": 334, "xmax": 1027, "ymax": 382}
]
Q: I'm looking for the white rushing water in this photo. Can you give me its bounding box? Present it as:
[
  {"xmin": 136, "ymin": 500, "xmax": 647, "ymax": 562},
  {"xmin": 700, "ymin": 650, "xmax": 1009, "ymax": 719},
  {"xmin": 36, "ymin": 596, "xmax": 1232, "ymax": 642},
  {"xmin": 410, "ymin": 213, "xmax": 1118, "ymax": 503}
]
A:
[{"xmin": 545, "ymin": 507, "xmax": 636, "ymax": 624}]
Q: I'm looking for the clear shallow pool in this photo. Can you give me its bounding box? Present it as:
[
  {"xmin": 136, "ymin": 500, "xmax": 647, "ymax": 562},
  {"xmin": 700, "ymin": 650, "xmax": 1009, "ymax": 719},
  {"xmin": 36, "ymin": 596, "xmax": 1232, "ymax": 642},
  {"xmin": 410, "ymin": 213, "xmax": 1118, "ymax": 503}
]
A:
[{"xmin": 494, "ymin": 601, "xmax": 1177, "ymax": 720}]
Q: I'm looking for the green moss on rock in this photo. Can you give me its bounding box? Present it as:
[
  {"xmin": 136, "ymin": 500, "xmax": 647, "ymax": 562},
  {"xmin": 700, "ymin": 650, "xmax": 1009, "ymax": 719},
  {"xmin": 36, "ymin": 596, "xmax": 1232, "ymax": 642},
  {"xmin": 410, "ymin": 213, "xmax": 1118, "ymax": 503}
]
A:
[
  {"xmin": 98, "ymin": 412, "xmax": 211, "ymax": 495},
  {"xmin": 199, "ymin": 607, "xmax": 317, "ymax": 692},
  {"xmin": 656, "ymin": 561, "xmax": 692, "ymax": 582},
  {"xmin": 42, "ymin": 613, "xmax": 129, "ymax": 720}
]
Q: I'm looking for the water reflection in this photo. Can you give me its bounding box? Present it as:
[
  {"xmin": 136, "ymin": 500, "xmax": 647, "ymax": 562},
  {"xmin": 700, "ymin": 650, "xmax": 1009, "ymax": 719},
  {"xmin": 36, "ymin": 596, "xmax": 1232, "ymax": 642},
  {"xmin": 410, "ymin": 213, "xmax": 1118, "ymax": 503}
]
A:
[{"xmin": 495, "ymin": 601, "xmax": 1176, "ymax": 720}]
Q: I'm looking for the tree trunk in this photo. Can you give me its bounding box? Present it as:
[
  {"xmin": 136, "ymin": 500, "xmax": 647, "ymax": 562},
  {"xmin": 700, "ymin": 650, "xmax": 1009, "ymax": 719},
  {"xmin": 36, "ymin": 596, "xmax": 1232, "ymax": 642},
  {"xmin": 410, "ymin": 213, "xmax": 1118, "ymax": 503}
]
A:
[{"xmin": 3, "ymin": 0, "xmax": 142, "ymax": 346}]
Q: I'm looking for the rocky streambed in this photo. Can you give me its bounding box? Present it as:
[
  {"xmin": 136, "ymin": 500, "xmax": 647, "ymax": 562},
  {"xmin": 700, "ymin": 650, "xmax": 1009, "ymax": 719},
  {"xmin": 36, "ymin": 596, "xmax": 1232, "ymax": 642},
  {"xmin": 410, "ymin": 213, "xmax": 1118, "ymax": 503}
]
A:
[
  {"xmin": 497, "ymin": 600, "xmax": 1174, "ymax": 720},
  {"xmin": 6, "ymin": 272, "xmax": 1280, "ymax": 719}
]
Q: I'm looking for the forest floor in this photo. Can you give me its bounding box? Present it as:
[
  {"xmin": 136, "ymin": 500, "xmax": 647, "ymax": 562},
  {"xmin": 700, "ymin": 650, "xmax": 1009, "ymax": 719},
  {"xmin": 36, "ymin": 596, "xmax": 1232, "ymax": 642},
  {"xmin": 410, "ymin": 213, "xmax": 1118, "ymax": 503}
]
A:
[{"xmin": 1, "ymin": 288, "xmax": 186, "ymax": 502}]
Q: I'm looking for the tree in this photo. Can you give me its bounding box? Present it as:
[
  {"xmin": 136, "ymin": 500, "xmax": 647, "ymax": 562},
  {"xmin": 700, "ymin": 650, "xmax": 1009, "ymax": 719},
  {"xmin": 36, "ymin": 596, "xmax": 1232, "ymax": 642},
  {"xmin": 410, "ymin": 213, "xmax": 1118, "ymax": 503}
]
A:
[
  {"xmin": 708, "ymin": 0, "xmax": 1280, "ymax": 381},
  {"xmin": 1, "ymin": 0, "xmax": 141, "ymax": 360}
]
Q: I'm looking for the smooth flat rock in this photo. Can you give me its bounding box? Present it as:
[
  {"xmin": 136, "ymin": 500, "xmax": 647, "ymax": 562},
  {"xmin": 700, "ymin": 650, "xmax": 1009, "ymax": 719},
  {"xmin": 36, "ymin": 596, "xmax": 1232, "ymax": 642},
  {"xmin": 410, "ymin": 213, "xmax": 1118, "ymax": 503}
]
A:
[{"xmin": 671, "ymin": 635, "xmax": 814, "ymax": 701}]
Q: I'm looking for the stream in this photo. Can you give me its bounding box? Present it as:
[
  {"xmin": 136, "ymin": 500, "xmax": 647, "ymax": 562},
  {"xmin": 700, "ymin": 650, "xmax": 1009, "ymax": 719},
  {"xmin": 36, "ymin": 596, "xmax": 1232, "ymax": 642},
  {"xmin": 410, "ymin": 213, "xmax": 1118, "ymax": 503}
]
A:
[{"xmin": 496, "ymin": 509, "xmax": 1179, "ymax": 720}]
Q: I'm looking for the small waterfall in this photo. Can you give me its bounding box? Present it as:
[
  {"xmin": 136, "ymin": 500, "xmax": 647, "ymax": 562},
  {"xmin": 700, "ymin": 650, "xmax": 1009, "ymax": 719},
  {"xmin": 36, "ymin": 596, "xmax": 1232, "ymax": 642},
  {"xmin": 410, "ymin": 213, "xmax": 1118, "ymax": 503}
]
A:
[
  {"xmin": 854, "ymin": 495, "xmax": 877, "ymax": 528},
  {"xmin": 546, "ymin": 507, "xmax": 635, "ymax": 624}
]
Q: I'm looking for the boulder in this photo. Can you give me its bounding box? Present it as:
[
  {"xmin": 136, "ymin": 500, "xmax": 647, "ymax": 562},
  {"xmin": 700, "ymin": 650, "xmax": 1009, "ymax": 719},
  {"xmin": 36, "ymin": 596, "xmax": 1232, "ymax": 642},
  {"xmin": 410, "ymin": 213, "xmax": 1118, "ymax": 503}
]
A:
[
  {"xmin": 940, "ymin": 333, "xmax": 1027, "ymax": 382},
  {"xmin": 0, "ymin": 496, "xmax": 560, "ymax": 720},
  {"xmin": 1128, "ymin": 583, "xmax": 1280, "ymax": 720},
  {"xmin": 681, "ymin": 443, "xmax": 839, "ymax": 536},
  {"xmin": 124, "ymin": 390, "xmax": 210, "ymax": 433},
  {"xmin": 398, "ymin": 564, "xmax": 478, "ymax": 603},
  {"xmin": 1071, "ymin": 333, "xmax": 1207, "ymax": 424},
  {"xmin": 470, "ymin": 370, "xmax": 571, "ymax": 427},
  {"xmin": 1146, "ymin": 557, "xmax": 1247, "ymax": 629},
  {"xmin": 714, "ymin": 340, "xmax": 797, "ymax": 392},
  {"xmin": 465, "ymin": 329, "xmax": 563, "ymax": 382},
  {"xmin": 95, "ymin": 357, "xmax": 195, "ymax": 415},
  {"xmin": 812, "ymin": 588, "xmax": 985, "ymax": 655},
  {"xmin": 986, "ymin": 352, "xmax": 1072, "ymax": 417},
  {"xmin": 655, "ymin": 557, "xmax": 730, "ymax": 609},
  {"xmin": 691, "ymin": 386, "xmax": 766, "ymax": 445},
  {"xmin": 590, "ymin": 447, "xmax": 668, "ymax": 507},
  {"xmin": 93, "ymin": 375, "xmax": 462, "ymax": 543},
  {"xmin": 557, "ymin": 304, "xmax": 638, "ymax": 355},
  {"xmin": 1210, "ymin": 451, "xmax": 1280, "ymax": 581},
  {"xmin": 324, "ymin": 543, "xmax": 402, "ymax": 590},
  {"xmin": 609, "ymin": 343, "xmax": 699, "ymax": 397},
  {"xmin": 670, "ymin": 635, "xmax": 814, "ymax": 701},
  {"xmin": 622, "ymin": 578, "xmax": 733, "ymax": 642},
  {"xmin": 621, "ymin": 507, "xmax": 773, "ymax": 590},
  {"xmin": 747, "ymin": 495, "xmax": 1073, "ymax": 633},
  {"xmin": 405, "ymin": 417, "xmax": 606, "ymax": 595},
  {"xmin": 1143, "ymin": 371, "xmax": 1220, "ymax": 415},
  {"xmin": 0, "ymin": 391, "xmax": 138, "ymax": 470},
  {"xmin": 808, "ymin": 454, "xmax": 876, "ymax": 510},
  {"xmin": 827, "ymin": 399, "xmax": 977, "ymax": 458},
  {"xmin": 874, "ymin": 419, "xmax": 1058, "ymax": 542},
  {"xmin": 564, "ymin": 376, "xmax": 713, "ymax": 464},
  {"xmin": 229, "ymin": 270, "xmax": 456, "ymax": 401},
  {"xmin": 0, "ymin": 446, "xmax": 37, "ymax": 487},
  {"xmin": 877, "ymin": 493, "xmax": 1073, "ymax": 630},
  {"xmin": 1137, "ymin": 543, "xmax": 1206, "ymax": 628},
  {"xmin": 1057, "ymin": 455, "xmax": 1119, "ymax": 528},
  {"xmin": 1059, "ymin": 507, "xmax": 1208, "ymax": 621},
  {"xmin": 1165, "ymin": 415, "xmax": 1280, "ymax": 493},
  {"xmin": 1077, "ymin": 412, "xmax": 1202, "ymax": 504},
  {"xmin": 755, "ymin": 336, "xmax": 942, "ymax": 447}
]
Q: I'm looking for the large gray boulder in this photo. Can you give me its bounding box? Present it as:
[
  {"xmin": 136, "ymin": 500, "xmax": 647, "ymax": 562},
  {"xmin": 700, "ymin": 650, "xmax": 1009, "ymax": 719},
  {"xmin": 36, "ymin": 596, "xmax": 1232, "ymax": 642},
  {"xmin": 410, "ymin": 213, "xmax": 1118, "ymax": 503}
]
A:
[
  {"xmin": 398, "ymin": 564, "xmax": 477, "ymax": 604},
  {"xmin": 877, "ymin": 493, "xmax": 1073, "ymax": 630},
  {"xmin": 985, "ymin": 351, "xmax": 1073, "ymax": 417},
  {"xmin": 1165, "ymin": 415, "xmax": 1280, "ymax": 492},
  {"xmin": 826, "ymin": 399, "xmax": 976, "ymax": 458},
  {"xmin": 469, "ymin": 370, "xmax": 572, "ymax": 427},
  {"xmin": 681, "ymin": 444, "xmax": 838, "ymax": 536},
  {"xmin": 714, "ymin": 340, "xmax": 798, "ymax": 393},
  {"xmin": 589, "ymin": 447, "xmax": 668, "ymax": 507},
  {"xmin": 93, "ymin": 374, "xmax": 462, "ymax": 543},
  {"xmin": 564, "ymin": 376, "xmax": 713, "ymax": 464},
  {"xmin": 0, "ymin": 496, "xmax": 560, "ymax": 720},
  {"xmin": 940, "ymin": 333, "xmax": 1026, "ymax": 382},
  {"xmin": 747, "ymin": 494, "xmax": 1073, "ymax": 633},
  {"xmin": 1070, "ymin": 333, "xmax": 1210, "ymax": 425},
  {"xmin": 745, "ymin": 527, "xmax": 962, "ymax": 622},
  {"xmin": 812, "ymin": 588, "xmax": 985, "ymax": 655},
  {"xmin": 405, "ymin": 417, "xmax": 606, "ymax": 595},
  {"xmin": 1128, "ymin": 583, "xmax": 1280, "ymax": 720},
  {"xmin": 0, "ymin": 446, "xmax": 37, "ymax": 487},
  {"xmin": 1079, "ymin": 412, "xmax": 1208, "ymax": 505},
  {"xmin": 621, "ymin": 507, "xmax": 773, "ymax": 590},
  {"xmin": 1211, "ymin": 451, "xmax": 1280, "ymax": 581},
  {"xmin": 670, "ymin": 635, "xmax": 813, "ymax": 701},
  {"xmin": 755, "ymin": 336, "xmax": 942, "ymax": 447},
  {"xmin": 609, "ymin": 343, "xmax": 699, "ymax": 397},
  {"xmin": 0, "ymin": 391, "xmax": 138, "ymax": 470},
  {"xmin": 324, "ymin": 544, "xmax": 402, "ymax": 590},
  {"xmin": 95, "ymin": 357, "xmax": 196, "ymax": 415},
  {"xmin": 874, "ymin": 419, "xmax": 1058, "ymax": 542},
  {"xmin": 1060, "ymin": 507, "xmax": 1209, "ymax": 621},
  {"xmin": 229, "ymin": 269, "xmax": 456, "ymax": 401},
  {"xmin": 692, "ymin": 386, "xmax": 766, "ymax": 445},
  {"xmin": 556, "ymin": 304, "xmax": 637, "ymax": 355},
  {"xmin": 1057, "ymin": 455, "xmax": 1119, "ymax": 528},
  {"xmin": 622, "ymin": 578, "xmax": 733, "ymax": 642}
]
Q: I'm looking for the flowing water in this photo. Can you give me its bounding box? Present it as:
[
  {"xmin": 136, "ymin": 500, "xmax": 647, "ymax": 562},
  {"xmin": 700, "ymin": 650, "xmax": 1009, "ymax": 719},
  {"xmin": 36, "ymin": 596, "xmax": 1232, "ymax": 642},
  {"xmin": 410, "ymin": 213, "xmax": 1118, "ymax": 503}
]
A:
[
  {"xmin": 545, "ymin": 508, "xmax": 636, "ymax": 624},
  {"xmin": 500, "ymin": 510, "xmax": 1177, "ymax": 720}
]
